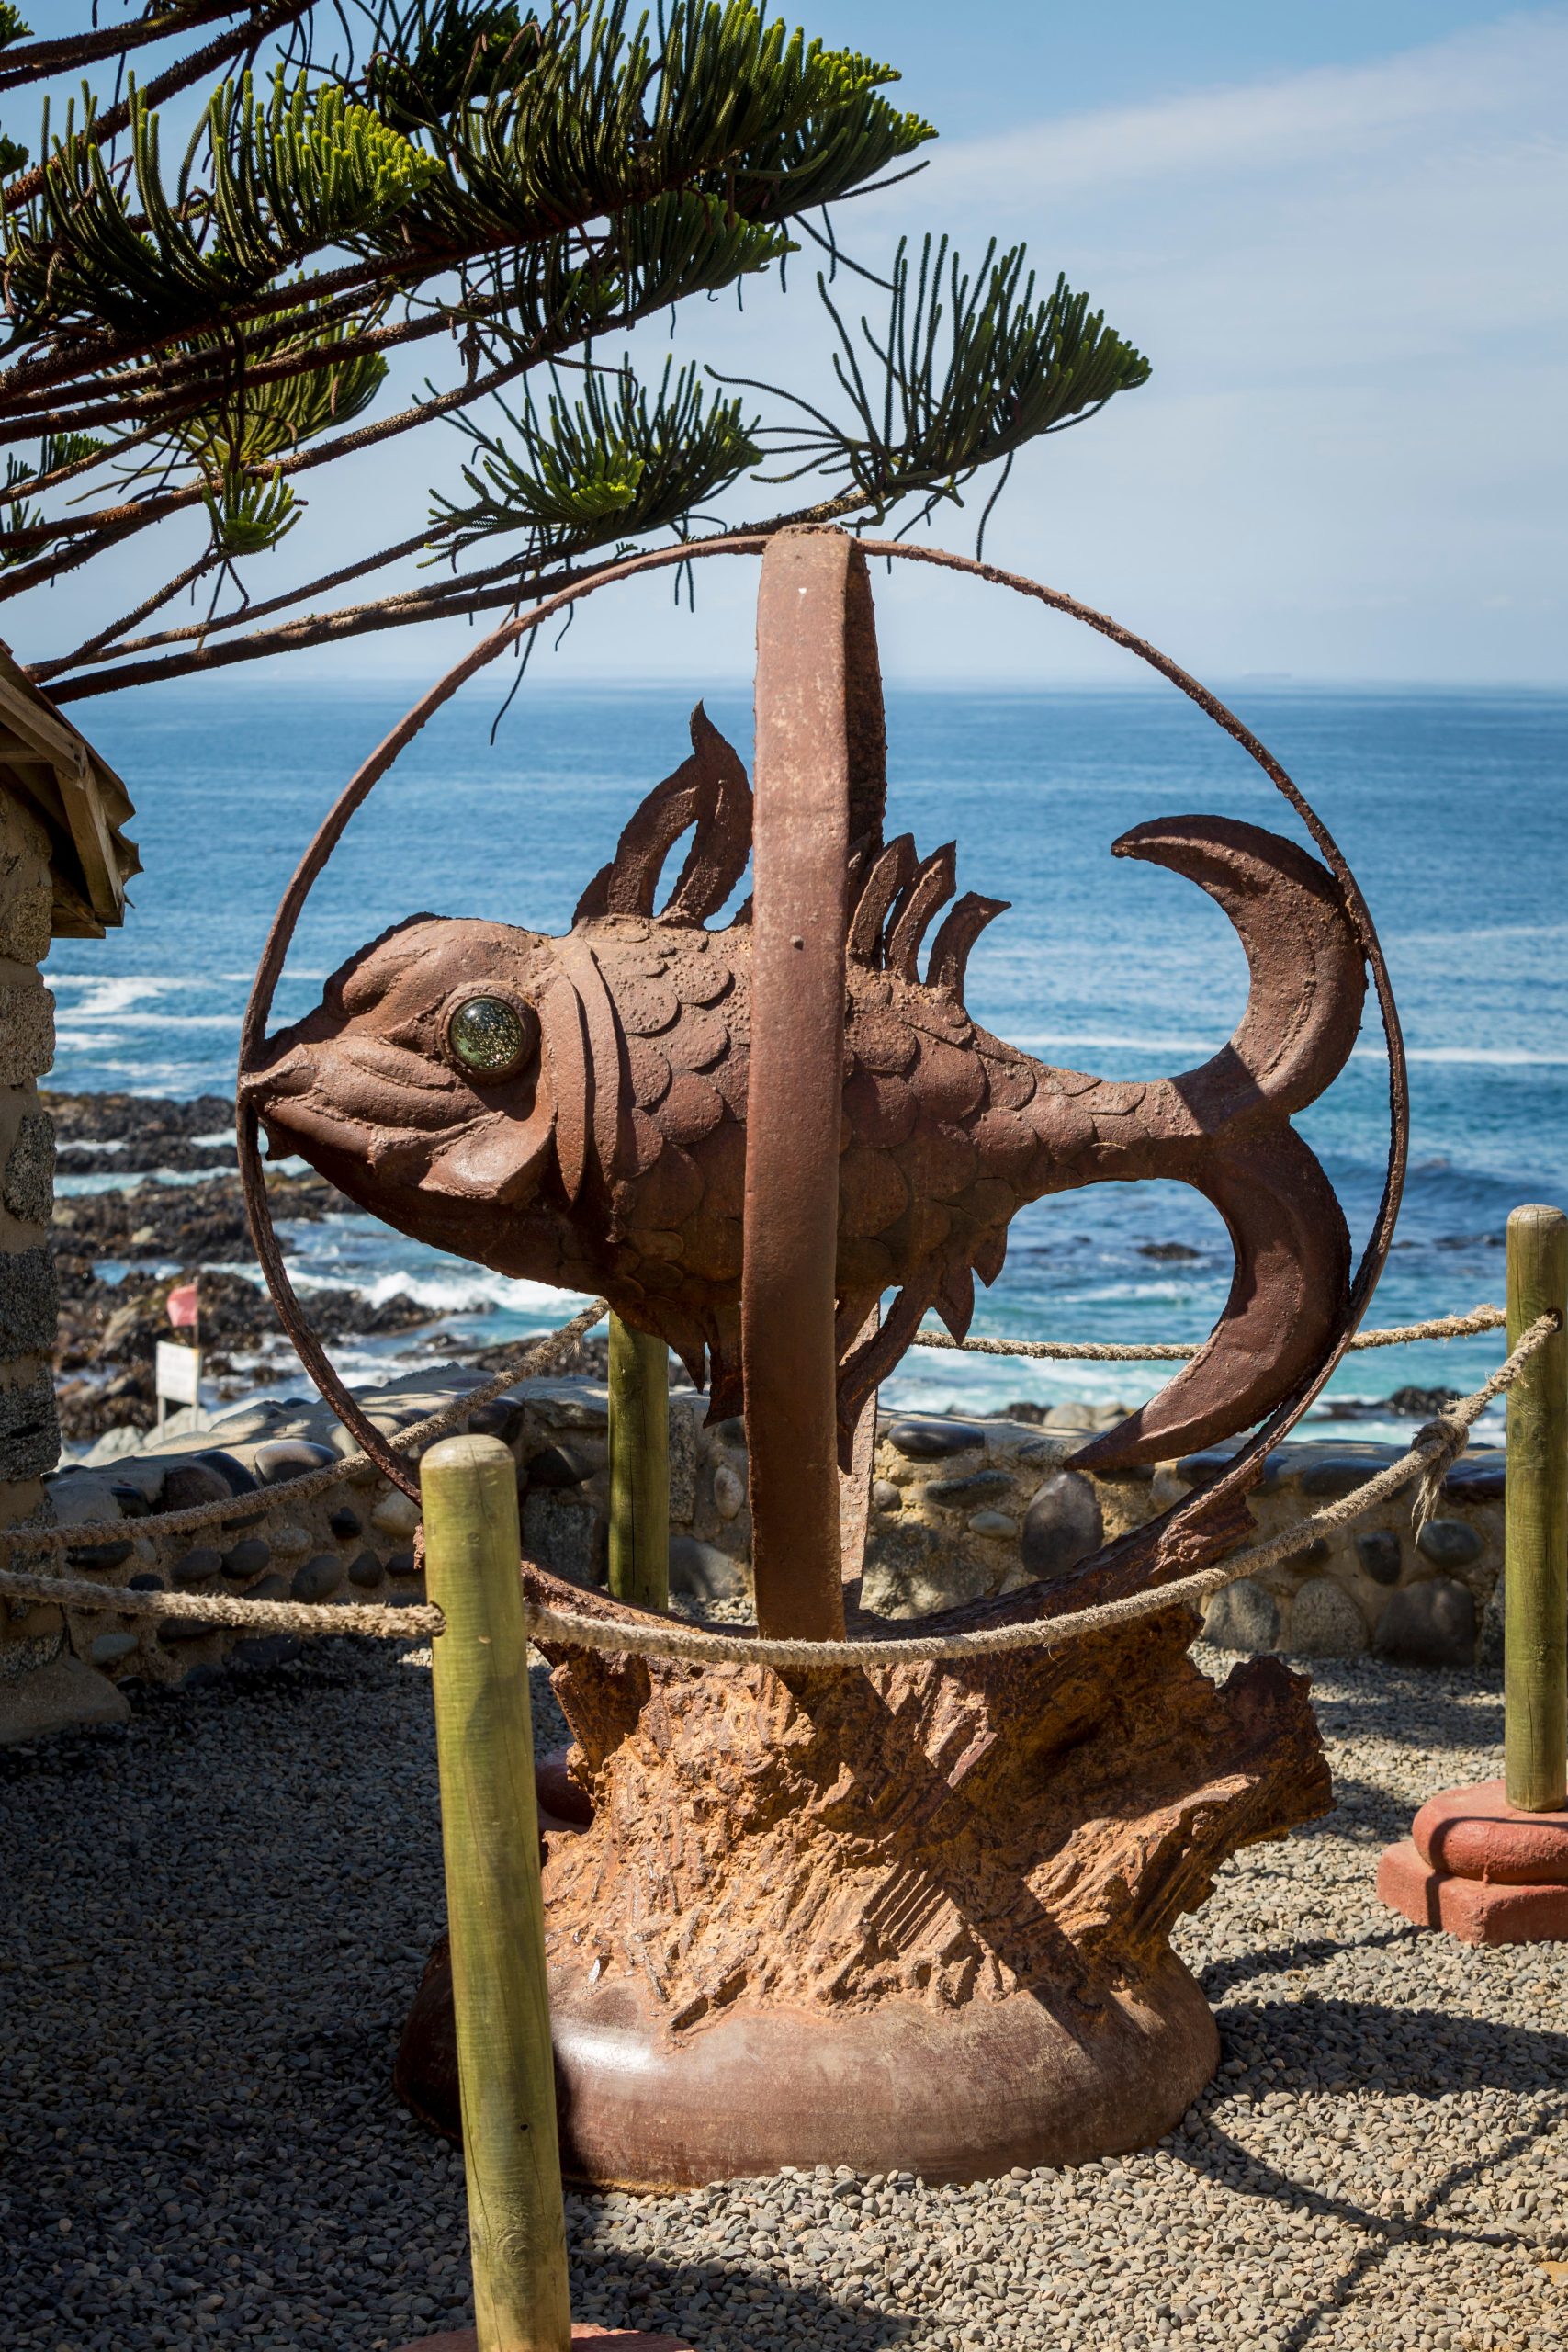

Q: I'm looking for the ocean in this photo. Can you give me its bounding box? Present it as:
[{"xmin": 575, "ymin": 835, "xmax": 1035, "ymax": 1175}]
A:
[{"xmin": 44, "ymin": 677, "xmax": 1568, "ymax": 1443}]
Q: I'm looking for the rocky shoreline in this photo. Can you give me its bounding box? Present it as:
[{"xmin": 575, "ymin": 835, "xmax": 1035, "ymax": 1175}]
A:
[
  {"xmin": 44, "ymin": 1091, "xmax": 610, "ymax": 1446},
  {"xmin": 43, "ymin": 1089, "xmax": 1454, "ymax": 1451}
]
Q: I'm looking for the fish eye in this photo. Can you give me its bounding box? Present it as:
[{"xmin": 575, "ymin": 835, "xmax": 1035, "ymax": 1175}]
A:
[{"xmin": 446, "ymin": 994, "xmax": 535, "ymax": 1081}]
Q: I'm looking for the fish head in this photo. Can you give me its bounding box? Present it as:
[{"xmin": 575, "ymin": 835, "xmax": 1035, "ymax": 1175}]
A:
[{"xmin": 246, "ymin": 914, "xmax": 570, "ymax": 1240}]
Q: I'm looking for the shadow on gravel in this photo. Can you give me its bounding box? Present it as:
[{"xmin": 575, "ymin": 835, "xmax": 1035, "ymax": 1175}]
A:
[
  {"xmin": 570, "ymin": 2245, "xmax": 916, "ymax": 2351},
  {"xmin": 1169, "ymin": 1997, "xmax": 1568, "ymax": 2352}
]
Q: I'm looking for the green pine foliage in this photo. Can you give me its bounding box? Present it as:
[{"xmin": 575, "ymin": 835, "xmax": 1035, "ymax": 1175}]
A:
[{"xmin": 0, "ymin": 5, "xmax": 1149, "ymax": 695}]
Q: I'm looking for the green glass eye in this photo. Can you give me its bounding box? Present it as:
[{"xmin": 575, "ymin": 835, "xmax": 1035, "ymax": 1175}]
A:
[{"xmin": 448, "ymin": 995, "xmax": 531, "ymax": 1079}]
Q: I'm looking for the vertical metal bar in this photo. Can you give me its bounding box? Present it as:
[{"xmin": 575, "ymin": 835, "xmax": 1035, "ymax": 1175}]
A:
[
  {"xmin": 743, "ymin": 532, "xmax": 858, "ymax": 1640},
  {"xmin": 421, "ymin": 1435, "xmax": 571, "ymax": 2352},
  {"xmin": 1504, "ymin": 1204, "xmax": 1568, "ymax": 1813},
  {"xmin": 607, "ymin": 1313, "xmax": 670, "ymax": 1612}
]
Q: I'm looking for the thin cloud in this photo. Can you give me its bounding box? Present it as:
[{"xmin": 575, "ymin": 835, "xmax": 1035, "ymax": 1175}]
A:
[{"xmin": 906, "ymin": 9, "xmax": 1568, "ymax": 207}]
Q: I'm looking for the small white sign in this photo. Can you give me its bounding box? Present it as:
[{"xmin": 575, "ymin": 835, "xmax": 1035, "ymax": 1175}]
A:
[{"xmin": 155, "ymin": 1340, "xmax": 202, "ymax": 1409}]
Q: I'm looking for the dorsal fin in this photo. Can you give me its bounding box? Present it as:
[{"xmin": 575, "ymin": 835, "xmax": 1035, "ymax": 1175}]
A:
[
  {"xmin": 849, "ymin": 833, "xmax": 915, "ymax": 967},
  {"xmin": 926, "ymin": 891, "xmax": 1010, "ymax": 1001},
  {"xmin": 573, "ymin": 704, "xmax": 750, "ymax": 928},
  {"xmin": 886, "ymin": 843, "xmax": 957, "ymax": 982}
]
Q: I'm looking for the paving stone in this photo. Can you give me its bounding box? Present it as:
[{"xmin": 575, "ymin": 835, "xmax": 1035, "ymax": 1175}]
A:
[
  {"xmin": 291, "ymin": 1554, "xmax": 346, "ymax": 1603},
  {"xmin": 1374, "ymin": 1577, "xmax": 1478, "ymax": 1668},
  {"xmin": 0, "ymin": 1105, "xmax": 54, "ymax": 1232},
  {"xmin": 886, "ymin": 1419, "xmax": 987, "ymax": 1460},
  {"xmin": 0, "ymin": 1369, "xmax": 58, "ymax": 1480},
  {"xmin": 1202, "ymin": 1577, "xmax": 1280, "ymax": 1653},
  {"xmin": 1289, "ymin": 1577, "xmax": 1368, "ymax": 1657},
  {"xmin": 1415, "ymin": 1516, "xmax": 1483, "ymax": 1570},
  {"xmin": 253, "ymin": 1438, "xmax": 339, "ymax": 1486},
  {"xmin": 1356, "ymin": 1530, "xmax": 1404, "ymax": 1587},
  {"xmin": 1020, "ymin": 1470, "xmax": 1101, "ymax": 1581},
  {"xmin": 525, "ymin": 1443, "xmax": 595, "ymax": 1489}
]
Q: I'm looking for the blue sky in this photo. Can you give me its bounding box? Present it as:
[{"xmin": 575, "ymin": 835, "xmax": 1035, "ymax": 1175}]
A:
[{"xmin": 10, "ymin": 3, "xmax": 1565, "ymax": 689}]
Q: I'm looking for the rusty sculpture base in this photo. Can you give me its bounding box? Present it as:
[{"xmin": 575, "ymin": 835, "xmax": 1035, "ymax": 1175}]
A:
[
  {"xmin": 396, "ymin": 1607, "xmax": 1329, "ymax": 2188},
  {"xmin": 1379, "ymin": 1778, "xmax": 1568, "ymax": 1946}
]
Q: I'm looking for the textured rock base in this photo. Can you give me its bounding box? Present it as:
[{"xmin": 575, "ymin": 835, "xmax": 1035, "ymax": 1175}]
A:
[{"xmin": 399, "ymin": 1585, "xmax": 1329, "ymax": 2188}]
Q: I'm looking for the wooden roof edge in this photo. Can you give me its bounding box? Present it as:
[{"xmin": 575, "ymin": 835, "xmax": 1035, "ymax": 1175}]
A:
[{"xmin": 0, "ymin": 639, "xmax": 138, "ymax": 930}]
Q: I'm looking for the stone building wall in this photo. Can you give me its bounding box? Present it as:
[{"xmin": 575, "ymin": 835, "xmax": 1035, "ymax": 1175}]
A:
[
  {"xmin": 0, "ymin": 792, "xmax": 92, "ymax": 1737},
  {"xmin": 0, "ymin": 1357, "xmax": 1508, "ymax": 1743}
]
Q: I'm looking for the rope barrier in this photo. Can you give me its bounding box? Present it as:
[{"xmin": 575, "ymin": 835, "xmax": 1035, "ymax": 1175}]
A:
[
  {"xmin": 0, "ymin": 1299, "xmax": 609, "ymax": 1555},
  {"xmin": 909, "ymin": 1304, "xmax": 1506, "ymax": 1364},
  {"xmin": 0, "ymin": 1312, "xmax": 1551, "ymax": 1669}
]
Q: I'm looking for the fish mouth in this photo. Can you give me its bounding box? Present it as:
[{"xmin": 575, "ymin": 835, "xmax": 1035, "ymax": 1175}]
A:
[{"xmin": 243, "ymin": 1032, "xmax": 556, "ymax": 1206}]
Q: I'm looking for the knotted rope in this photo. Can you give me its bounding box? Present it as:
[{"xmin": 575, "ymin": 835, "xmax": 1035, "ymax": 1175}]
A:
[{"xmin": 0, "ymin": 1312, "xmax": 1549, "ymax": 1669}]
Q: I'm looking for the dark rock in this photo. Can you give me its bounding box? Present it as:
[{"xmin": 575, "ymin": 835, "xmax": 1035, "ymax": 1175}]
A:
[
  {"xmin": 109, "ymin": 1482, "xmax": 150, "ymax": 1518},
  {"xmin": 129, "ymin": 1572, "xmax": 164, "ymax": 1591},
  {"xmin": 1137, "ymin": 1240, "xmax": 1201, "ymax": 1260},
  {"xmin": 0, "ymin": 1369, "xmax": 59, "ymax": 1482},
  {"xmin": 525, "ymin": 1442, "xmax": 595, "ymax": 1489},
  {"xmin": 1416, "ymin": 1517, "xmax": 1483, "ymax": 1570},
  {"xmin": 1389, "ymin": 1385, "xmax": 1463, "ymax": 1418},
  {"xmin": 159, "ymin": 1616, "xmax": 219, "ymax": 1645},
  {"xmin": 170, "ymin": 1546, "xmax": 223, "ymax": 1589},
  {"xmin": 230, "ymin": 1634, "xmax": 302, "ymax": 1670},
  {"xmin": 160, "ymin": 1460, "xmax": 232, "ymax": 1511},
  {"xmin": 0, "ymin": 1244, "xmax": 58, "ymax": 1354},
  {"xmin": 924, "ymin": 1466, "xmax": 1014, "ymax": 1504},
  {"xmin": 1203, "ymin": 1577, "xmax": 1280, "ymax": 1652},
  {"xmin": 89, "ymin": 1630, "xmax": 139, "ymax": 1667},
  {"xmin": 670, "ymin": 1535, "xmax": 744, "ymax": 1601},
  {"xmin": 886, "ymin": 1418, "xmax": 987, "ymax": 1461},
  {"xmin": 1443, "ymin": 1453, "xmax": 1505, "ymax": 1501},
  {"xmin": 711, "ymin": 1418, "xmax": 748, "ymax": 1450},
  {"xmin": 346, "ymin": 1548, "xmax": 385, "ymax": 1589},
  {"xmin": 253, "ymin": 1437, "xmax": 338, "ymax": 1486},
  {"xmin": 220, "ymin": 1536, "xmax": 270, "ymax": 1581},
  {"xmin": 246, "ymin": 1574, "xmax": 290, "ymax": 1602},
  {"xmin": 65, "ymin": 1538, "xmax": 134, "ymax": 1571},
  {"xmin": 1356, "ymin": 1530, "xmax": 1404, "ymax": 1587},
  {"xmin": 467, "ymin": 1398, "xmax": 525, "ymax": 1446},
  {"xmin": 1374, "ymin": 1577, "xmax": 1478, "ymax": 1668},
  {"xmin": 1021, "ymin": 1470, "xmax": 1102, "ymax": 1581},
  {"xmin": 386, "ymin": 1549, "xmax": 419, "ymax": 1578},
  {"xmin": 1175, "ymin": 1445, "xmax": 1289, "ymax": 1494},
  {"xmin": 1299, "ymin": 1450, "xmax": 1396, "ymax": 1499},
  {"xmin": 291, "ymin": 1553, "xmax": 346, "ymax": 1603},
  {"xmin": 192, "ymin": 1447, "xmax": 259, "ymax": 1496},
  {"xmin": 328, "ymin": 1506, "xmax": 363, "ymax": 1540}
]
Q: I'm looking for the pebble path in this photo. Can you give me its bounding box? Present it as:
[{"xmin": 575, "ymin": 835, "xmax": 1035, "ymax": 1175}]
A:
[{"xmin": 2, "ymin": 1641, "xmax": 1564, "ymax": 2352}]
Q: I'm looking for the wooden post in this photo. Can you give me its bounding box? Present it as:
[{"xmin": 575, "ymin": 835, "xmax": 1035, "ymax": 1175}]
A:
[
  {"xmin": 421, "ymin": 1434, "xmax": 571, "ymax": 2352},
  {"xmin": 1504, "ymin": 1204, "xmax": 1568, "ymax": 1814},
  {"xmin": 606, "ymin": 1313, "xmax": 670, "ymax": 1612}
]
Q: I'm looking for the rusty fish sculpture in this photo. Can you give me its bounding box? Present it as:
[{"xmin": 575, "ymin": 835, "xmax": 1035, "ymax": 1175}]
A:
[{"xmin": 249, "ymin": 700, "xmax": 1364, "ymax": 1476}]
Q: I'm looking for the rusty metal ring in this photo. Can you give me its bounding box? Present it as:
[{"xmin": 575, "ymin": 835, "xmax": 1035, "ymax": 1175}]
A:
[{"xmin": 237, "ymin": 529, "xmax": 1405, "ymax": 1615}]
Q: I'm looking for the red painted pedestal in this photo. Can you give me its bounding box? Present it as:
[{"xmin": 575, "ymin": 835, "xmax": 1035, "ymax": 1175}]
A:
[{"xmin": 1378, "ymin": 1777, "xmax": 1568, "ymax": 1944}]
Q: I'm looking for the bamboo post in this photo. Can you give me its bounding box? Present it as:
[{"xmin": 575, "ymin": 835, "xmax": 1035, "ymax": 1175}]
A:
[
  {"xmin": 606, "ymin": 1312, "xmax": 670, "ymax": 1612},
  {"xmin": 1504, "ymin": 1204, "xmax": 1568, "ymax": 1814},
  {"xmin": 421, "ymin": 1434, "xmax": 571, "ymax": 2352}
]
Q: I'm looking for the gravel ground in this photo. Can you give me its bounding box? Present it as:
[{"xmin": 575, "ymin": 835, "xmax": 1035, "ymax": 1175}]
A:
[{"xmin": 2, "ymin": 1640, "xmax": 1564, "ymax": 2352}]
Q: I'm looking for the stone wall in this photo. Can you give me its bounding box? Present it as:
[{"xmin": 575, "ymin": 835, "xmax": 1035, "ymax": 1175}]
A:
[
  {"xmin": 1, "ymin": 1362, "xmax": 1507, "ymax": 1743},
  {"xmin": 0, "ymin": 792, "xmax": 89, "ymax": 1738}
]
